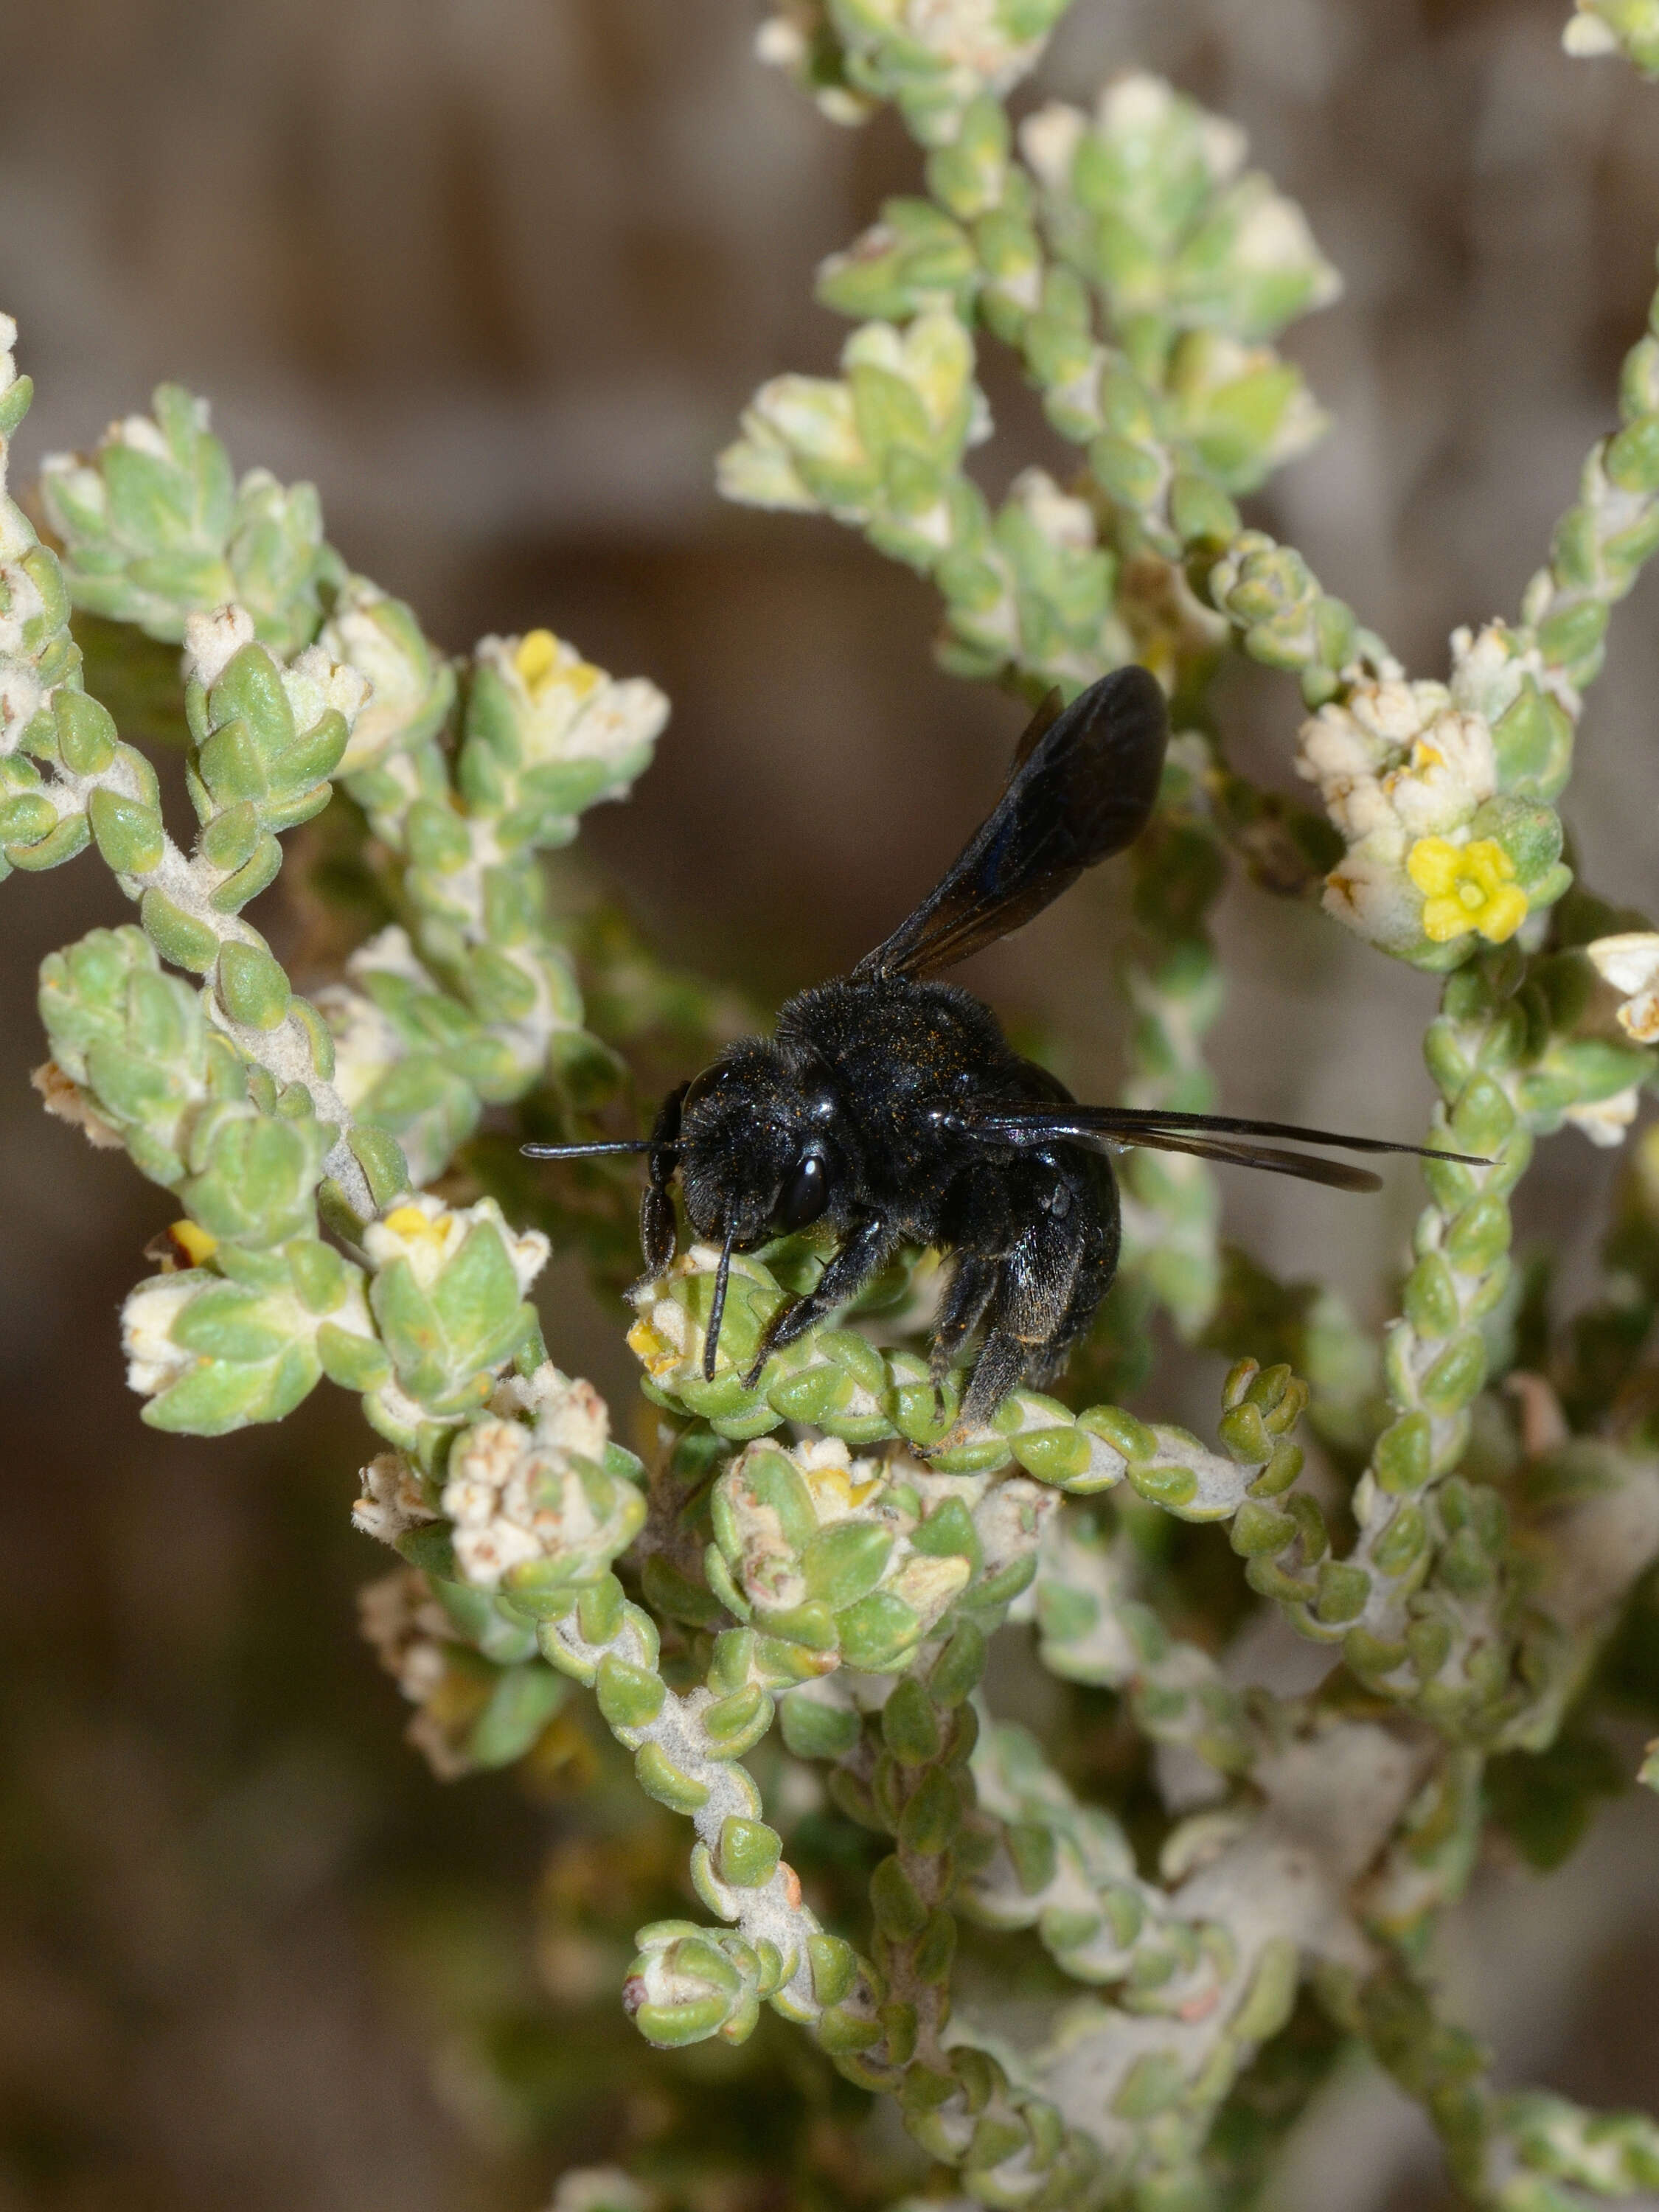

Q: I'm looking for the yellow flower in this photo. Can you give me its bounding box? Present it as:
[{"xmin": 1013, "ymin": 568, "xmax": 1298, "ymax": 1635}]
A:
[
  {"xmin": 168, "ymin": 1218, "xmax": 218, "ymax": 1266},
  {"xmin": 512, "ymin": 628, "xmax": 601, "ymax": 705},
  {"xmin": 380, "ymin": 1201, "xmax": 451, "ymax": 1246},
  {"xmin": 1406, "ymin": 836, "xmax": 1528, "ymax": 945}
]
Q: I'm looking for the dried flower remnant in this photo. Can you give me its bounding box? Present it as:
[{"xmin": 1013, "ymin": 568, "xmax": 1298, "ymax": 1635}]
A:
[{"xmin": 352, "ymin": 1450, "xmax": 438, "ymax": 1548}]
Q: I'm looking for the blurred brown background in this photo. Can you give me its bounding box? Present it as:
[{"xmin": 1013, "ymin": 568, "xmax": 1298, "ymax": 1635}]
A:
[{"xmin": 3, "ymin": 3, "xmax": 1659, "ymax": 2207}]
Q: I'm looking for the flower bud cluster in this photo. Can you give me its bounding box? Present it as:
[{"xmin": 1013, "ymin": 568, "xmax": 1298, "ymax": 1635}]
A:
[
  {"xmin": 463, "ymin": 629, "xmax": 665, "ymax": 846},
  {"xmin": 705, "ymin": 1432, "xmax": 1056, "ymax": 1680},
  {"xmin": 335, "ymin": 624, "xmax": 664, "ymax": 1121},
  {"xmin": 0, "ymin": 314, "xmax": 80, "ymax": 779},
  {"xmin": 353, "ymin": 1373, "xmax": 643, "ymax": 1779},
  {"xmin": 315, "ymin": 927, "xmax": 513, "ymax": 1186},
  {"xmin": 624, "ymin": 1920, "xmax": 782, "ymax": 2051},
  {"xmin": 755, "ymin": 0, "xmax": 1071, "ymax": 146},
  {"xmin": 440, "ymin": 1366, "xmax": 642, "ymax": 1596},
  {"xmin": 317, "ymin": 574, "xmax": 456, "ymax": 775},
  {"xmin": 1012, "ymin": 77, "xmax": 1334, "ymax": 546},
  {"xmin": 1021, "ymin": 76, "xmax": 1340, "ymax": 347},
  {"xmin": 357, "ymin": 1192, "xmax": 550, "ymax": 1444},
  {"xmin": 719, "ymin": 310, "xmax": 989, "ymax": 568},
  {"xmin": 41, "ymin": 383, "xmax": 330, "ymax": 656},
  {"xmin": 115, "ymin": 1180, "xmax": 549, "ymax": 1444},
  {"xmin": 119, "ymin": 1235, "xmax": 374, "ymax": 1434}
]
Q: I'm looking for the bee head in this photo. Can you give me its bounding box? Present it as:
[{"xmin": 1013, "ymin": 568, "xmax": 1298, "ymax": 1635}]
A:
[{"xmin": 678, "ymin": 1040, "xmax": 846, "ymax": 1249}]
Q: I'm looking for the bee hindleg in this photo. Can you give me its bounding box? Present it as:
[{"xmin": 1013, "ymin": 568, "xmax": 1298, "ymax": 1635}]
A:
[
  {"xmin": 959, "ymin": 1207, "xmax": 1087, "ymax": 1429},
  {"xmin": 639, "ymin": 1081, "xmax": 689, "ymax": 1274},
  {"xmin": 740, "ymin": 1212, "xmax": 891, "ymax": 1388},
  {"xmin": 1027, "ymin": 1172, "xmax": 1120, "ymax": 1386},
  {"xmin": 956, "ymin": 1327, "xmax": 1028, "ymax": 1431},
  {"xmin": 928, "ymin": 1254, "xmax": 999, "ymax": 1411}
]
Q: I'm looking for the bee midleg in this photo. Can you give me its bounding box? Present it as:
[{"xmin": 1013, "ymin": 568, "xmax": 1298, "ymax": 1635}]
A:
[
  {"xmin": 639, "ymin": 1080, "xmax": 689, "ymax": 1275},
  {"xmin": 741, "ymin": 1212, "xmax": 891, "ymax": 1387}
]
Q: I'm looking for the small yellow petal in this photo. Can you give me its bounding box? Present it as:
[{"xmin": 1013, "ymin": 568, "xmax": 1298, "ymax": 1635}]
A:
[
  {"xmin": 1422, "ymin": 894, "xmax": 1474, "ymax": 944},
  {"xmin": 1461, "ymin": 838, "xmax": 1514, "ymax": 891},
  {"xmin": 513, "ymin": 629, "xmax": 560, "ymax": 690},
  {"xmin": 1406, "ymin": 837, "xmax": 1461, "ymax": 898},
  {"xmin": 170, "ymin": 1219, "xmax": 218, "ymax": 1265},
  {"xmin": 383, "ymin": 1203, "xmax": 447, "ymax": 1243},
  {"xmin": 1476, "ymin": 884, "xmax": 1528, "ymax": 942}
]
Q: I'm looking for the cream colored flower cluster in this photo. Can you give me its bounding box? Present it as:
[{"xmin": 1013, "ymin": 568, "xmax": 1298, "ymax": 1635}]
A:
[
  {"xmin": 441, "ymin": 1365, "xmax": 623, "ymax": 1590},
  {"xmin": 1297, "ymin": 673, "xmax": 1517, "ymax": 956}
]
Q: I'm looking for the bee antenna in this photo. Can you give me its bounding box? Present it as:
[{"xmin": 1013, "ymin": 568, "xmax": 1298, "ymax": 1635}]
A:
[
  {"xmin": 521, "ymin": 1139, "xmax": 653, "ymax": 1159},
  {"xmin": 703, "ymin": 1223, "xmax": 738, "ymax": 1383}
]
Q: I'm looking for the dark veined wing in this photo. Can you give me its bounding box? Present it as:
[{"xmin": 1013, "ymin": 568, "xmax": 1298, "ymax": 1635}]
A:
[
  {"xmin": 855, "ymin": 664, "xmax": 1168, "ymax": 983},
  {"xmin": 936, "ymin": 1101, "xmax": 1489, "ymax": 1194}
]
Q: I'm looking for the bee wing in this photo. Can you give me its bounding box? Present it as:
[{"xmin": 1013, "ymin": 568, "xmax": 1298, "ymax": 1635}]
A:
[
  {"xmin": 942, "ymin": 1102, "xmax": 1489, "ymax": 1193},
  {"xmin": 855, "ymin": 665, "xmax": 1168, "ymax": 982}
]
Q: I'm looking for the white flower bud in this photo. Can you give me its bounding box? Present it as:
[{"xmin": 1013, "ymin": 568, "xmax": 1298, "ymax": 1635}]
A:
[
  {"xmin": 285, "ymin": 641, "xmax": 370, "ymax": 734},
  {"xmin": 1007, "ymin": 467, "xmax": 1096, "ymax": 550},
  {"xmin": 1563, "ymin": 10, "xmax": 1621, "ymax": 55},
  {"xmin": 1587, "ymin": 933, "xmax": 1659, "ymax": 1043},
  {"xmin": 546, "ymin": 2169, "xmax": 653, "ymax": 2212},
  {"xmin": 184, "ymin": 603, "xmax": 257, "ymax": 690},
  {"xmin": 1381, "ymin": 709, "xmax": 1497, "ymax": 837},
  {"xmin": 121, "ymin": 1275, "xmax": 203, "ymax": 1397},
  {"xmin": 1019, "ymin": 101, "xmax": 1087, "ymax": 188},
  {"xmin": 1564, "ymin": 1087, "xmax": 1640, "ymax": 1147}
]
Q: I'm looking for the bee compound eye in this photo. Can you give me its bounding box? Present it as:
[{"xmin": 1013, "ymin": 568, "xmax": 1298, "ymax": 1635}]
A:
[{"xmin": 777, "ymin": 1151, "xmax": 830, "ymax": 1231}]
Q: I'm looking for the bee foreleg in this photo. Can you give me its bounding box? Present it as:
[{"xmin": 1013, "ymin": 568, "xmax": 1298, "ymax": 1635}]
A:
[
  {"xmin": 740, "ymin": 1212, "xmax": 891, "ymax": 1388},
  {"xmin": 639, "ymin": 1081, "xmax": 689, "ymax": 1275}
]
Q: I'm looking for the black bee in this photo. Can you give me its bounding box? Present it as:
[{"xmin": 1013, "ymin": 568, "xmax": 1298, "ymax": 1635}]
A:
[{"xmin": 526, "ymin": 667, "xmax": 1472, "ymax": 1427}]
